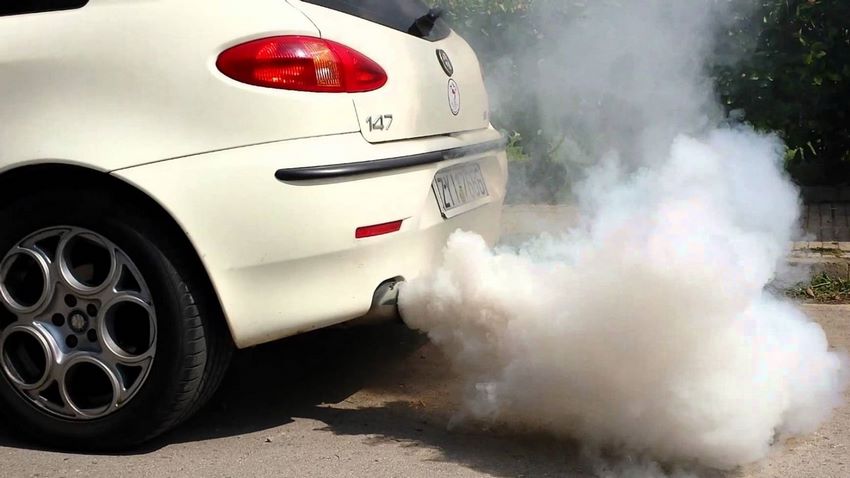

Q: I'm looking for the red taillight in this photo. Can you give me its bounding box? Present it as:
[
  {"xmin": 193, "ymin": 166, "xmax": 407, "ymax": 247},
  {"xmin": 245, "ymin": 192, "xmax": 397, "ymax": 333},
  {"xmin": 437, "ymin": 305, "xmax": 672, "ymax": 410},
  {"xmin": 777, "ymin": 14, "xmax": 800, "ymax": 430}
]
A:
[
  {"xmin": 216, "ymin": 36, "xmax": 387, "ymax": 93},
  {"xmin": 355, "ymin": 220, "xmax": 403, "ymax": 239}
]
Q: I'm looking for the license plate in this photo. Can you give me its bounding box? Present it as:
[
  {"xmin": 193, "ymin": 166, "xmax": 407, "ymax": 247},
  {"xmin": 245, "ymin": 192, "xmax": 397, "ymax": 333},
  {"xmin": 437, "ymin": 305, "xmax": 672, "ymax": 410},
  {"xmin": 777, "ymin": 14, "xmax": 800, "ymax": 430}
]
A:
[{"xmin": 431, "ymin": 162, "xmax": 490, "ymax": 218}]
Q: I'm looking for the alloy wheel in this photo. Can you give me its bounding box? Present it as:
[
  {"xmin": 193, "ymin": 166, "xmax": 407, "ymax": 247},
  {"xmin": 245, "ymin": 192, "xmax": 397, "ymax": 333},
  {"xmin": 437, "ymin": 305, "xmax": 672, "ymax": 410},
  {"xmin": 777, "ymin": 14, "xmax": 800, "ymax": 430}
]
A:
[{"xmin": 0, "ymin": 227, "xmax": 156, "ymax": 420}]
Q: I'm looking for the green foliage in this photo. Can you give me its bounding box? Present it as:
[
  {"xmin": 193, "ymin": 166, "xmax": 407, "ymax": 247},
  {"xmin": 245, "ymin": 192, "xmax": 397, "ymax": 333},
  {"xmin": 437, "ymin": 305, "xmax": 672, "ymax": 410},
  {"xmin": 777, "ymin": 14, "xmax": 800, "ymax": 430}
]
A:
[
  {"xmin": 439, "ymin": 0, "xmax": 850, "ymax": 200},
  {"xmin": 716, "ymin": 0, "xmax": 850, "ymax": 186},
  {"xmin": 505, "ymin": 133, "xmax": 529, "ymax": 162},
  {"xmin": 787, "ymin": 272, "xmax": 850, "ymax": 302}
]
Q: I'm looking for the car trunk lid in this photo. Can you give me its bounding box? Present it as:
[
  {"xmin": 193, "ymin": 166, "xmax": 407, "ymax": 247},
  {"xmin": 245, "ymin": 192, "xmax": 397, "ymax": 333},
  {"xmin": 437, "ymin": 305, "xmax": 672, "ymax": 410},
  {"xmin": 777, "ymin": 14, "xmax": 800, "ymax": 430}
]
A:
[{"xmin": 287, "ymin": 0, "xmax": 491, "ymax": 143}]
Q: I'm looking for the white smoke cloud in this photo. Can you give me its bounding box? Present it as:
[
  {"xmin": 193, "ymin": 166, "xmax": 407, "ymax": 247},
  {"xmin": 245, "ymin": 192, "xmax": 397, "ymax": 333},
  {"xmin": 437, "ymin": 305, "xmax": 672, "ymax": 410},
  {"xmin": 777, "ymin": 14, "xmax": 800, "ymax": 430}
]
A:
[
  {"xmin": 401, "ymin": 128, "xmax": 845, "ymax": 469},
  {"xmin": 399, "ymin": 0, "xmax": 848, "ymax": 473}
]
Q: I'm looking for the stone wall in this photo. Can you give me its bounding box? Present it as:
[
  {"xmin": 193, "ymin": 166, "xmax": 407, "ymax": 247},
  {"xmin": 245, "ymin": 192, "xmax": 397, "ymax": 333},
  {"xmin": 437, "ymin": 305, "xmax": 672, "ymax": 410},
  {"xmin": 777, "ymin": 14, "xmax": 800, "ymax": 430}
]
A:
[{"xmin": 801, "ymin": 187, "xmax": 850, "ymax": 241}]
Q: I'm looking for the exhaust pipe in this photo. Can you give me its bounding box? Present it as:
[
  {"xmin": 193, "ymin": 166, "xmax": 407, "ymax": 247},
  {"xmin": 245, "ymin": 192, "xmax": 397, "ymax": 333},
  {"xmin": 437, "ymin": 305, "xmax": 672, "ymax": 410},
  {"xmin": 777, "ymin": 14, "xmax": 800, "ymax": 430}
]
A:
[{"xmin": 346, "ymin": 277, "xmax": 404, "ymax": 326}]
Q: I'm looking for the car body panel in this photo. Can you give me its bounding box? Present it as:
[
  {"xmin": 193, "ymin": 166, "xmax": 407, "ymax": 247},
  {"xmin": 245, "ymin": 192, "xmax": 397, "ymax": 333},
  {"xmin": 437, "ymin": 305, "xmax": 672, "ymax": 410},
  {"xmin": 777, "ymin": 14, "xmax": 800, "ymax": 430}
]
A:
[
  {"xmin": 114, "ymin": 128, "xmax": 507, "ymax": 348},
  {"xmin": 1, "ymin": 0, "xmax": 508, "ymax": 349},
  {"xmin": 0, "ymin": 0, "xmax": 357, "ymax": 173}
]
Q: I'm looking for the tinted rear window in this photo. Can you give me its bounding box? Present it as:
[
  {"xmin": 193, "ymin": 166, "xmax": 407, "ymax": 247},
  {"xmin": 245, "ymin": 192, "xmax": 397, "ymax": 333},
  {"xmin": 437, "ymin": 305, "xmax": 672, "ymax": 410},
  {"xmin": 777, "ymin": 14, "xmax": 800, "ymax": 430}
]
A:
[
  {"xmin": 301, "ymin": 0, "xmax": 451, "ymax": 41},
  {"xmin": 1, "ymin": 0, "xmax": 88, "ymax": 17}
]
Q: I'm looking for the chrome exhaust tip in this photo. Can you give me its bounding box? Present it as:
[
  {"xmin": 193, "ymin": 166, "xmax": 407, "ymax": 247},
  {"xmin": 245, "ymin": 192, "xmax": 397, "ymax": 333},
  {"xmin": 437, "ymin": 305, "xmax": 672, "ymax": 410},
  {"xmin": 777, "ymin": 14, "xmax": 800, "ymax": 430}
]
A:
[{"xmin": 347, "ymin": 277, "xmax": 404, "ymax": 326}]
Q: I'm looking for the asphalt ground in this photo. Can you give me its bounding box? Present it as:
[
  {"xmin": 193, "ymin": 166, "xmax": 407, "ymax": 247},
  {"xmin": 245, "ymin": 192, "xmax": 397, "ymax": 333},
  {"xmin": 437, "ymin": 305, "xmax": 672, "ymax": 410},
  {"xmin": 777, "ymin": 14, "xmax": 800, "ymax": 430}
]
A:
[{"xmin": 0, "ymin": 304, "xmax": 848, "ymax": 478}]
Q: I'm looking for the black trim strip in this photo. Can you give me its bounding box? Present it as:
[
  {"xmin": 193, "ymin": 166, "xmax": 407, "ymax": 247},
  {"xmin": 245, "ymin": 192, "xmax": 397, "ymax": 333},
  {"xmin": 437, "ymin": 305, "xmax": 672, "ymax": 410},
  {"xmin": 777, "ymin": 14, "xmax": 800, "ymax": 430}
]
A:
[
  {"xmin": 1, "ymin": 0, "xmax": 88, "ymax": 17},
  {"xmin": 275, "ymin": 137, "xmax": 507, "ymax": 181}
]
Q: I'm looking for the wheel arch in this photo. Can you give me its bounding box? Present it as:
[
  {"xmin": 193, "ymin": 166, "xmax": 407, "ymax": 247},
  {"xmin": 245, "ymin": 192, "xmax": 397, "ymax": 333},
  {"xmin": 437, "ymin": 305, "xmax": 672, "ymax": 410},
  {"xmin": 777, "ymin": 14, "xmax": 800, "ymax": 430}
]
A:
[{"xmin": 0, "ymin": 163, "xmax": 234, "ymax": 345}]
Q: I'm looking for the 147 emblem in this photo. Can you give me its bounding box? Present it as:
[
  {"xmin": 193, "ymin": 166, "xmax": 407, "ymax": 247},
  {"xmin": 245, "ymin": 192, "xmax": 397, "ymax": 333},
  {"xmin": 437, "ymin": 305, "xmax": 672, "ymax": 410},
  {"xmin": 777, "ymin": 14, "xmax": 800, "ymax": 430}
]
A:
[{"xmin": 366, "ymin": 114, "xmax": 393, "ymax": 132}]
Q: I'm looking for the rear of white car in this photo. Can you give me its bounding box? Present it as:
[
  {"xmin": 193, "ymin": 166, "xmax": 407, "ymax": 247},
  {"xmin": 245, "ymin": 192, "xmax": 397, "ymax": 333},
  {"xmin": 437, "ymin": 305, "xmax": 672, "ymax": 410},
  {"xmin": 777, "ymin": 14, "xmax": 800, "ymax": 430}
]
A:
[{"xmin": 0, "ymin": 0, "xmax": 506, "ymax": 448}]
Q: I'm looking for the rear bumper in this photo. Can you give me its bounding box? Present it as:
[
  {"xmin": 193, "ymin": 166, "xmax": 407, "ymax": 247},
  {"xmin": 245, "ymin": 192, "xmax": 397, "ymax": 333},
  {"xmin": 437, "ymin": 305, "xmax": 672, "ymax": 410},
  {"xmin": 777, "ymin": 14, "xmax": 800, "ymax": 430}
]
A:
[{"xmin": 113, "ymin": 128, "xmax": 508, "ymax": 348}]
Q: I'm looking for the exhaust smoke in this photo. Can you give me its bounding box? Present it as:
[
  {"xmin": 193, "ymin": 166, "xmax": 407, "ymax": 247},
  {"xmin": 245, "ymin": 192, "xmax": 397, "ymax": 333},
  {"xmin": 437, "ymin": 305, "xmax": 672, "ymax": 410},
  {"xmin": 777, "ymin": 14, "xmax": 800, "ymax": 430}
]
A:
[{"xmin": 399, "ymin": 0, "xmax": 847, "ymax": 472}]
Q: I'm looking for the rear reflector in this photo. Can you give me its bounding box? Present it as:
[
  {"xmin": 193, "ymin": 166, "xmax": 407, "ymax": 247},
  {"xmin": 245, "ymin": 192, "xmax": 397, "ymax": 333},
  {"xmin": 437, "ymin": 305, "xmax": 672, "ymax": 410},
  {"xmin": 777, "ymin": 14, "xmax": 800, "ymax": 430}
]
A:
[
  {"xmin": 355, "ymin": 220, "xmax": 403, "ymax": 239},
  {"xmin": 216, "ymin": 36, "xmax": 388, "ymax": 93}
]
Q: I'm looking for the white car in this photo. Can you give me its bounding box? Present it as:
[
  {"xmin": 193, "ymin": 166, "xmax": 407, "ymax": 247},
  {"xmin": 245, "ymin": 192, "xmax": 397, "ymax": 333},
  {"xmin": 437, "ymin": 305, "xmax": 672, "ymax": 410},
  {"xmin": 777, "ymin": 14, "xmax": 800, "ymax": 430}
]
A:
[{"xmin": 0, "ymin": 0, "xmax": 506, "ymax": 448}]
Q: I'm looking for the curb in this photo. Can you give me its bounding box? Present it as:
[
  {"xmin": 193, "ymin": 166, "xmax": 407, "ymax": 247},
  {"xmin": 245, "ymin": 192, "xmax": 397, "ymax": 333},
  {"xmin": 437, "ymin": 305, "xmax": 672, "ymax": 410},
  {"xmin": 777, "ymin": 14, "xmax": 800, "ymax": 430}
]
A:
[{"xmin": 789, "ymin": 242, "xmax": 850, "ymax": 280}]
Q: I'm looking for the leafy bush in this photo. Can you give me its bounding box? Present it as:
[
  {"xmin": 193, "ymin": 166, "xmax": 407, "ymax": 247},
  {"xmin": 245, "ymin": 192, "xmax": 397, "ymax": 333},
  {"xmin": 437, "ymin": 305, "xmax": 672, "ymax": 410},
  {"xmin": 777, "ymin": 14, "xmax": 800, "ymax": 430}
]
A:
[
  {"xmin": 439, "ymin": 0, "xmax": 850, "ymax": 200},
  {"xmin": 716, "ymin": 0, "xmax": 850, "ymax": 186}
]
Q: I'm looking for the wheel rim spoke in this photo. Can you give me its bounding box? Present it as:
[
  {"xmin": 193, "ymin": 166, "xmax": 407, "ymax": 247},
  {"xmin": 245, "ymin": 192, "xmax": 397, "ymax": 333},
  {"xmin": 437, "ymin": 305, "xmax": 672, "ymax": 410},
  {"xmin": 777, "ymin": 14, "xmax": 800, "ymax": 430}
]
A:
[
  {"xmin": 0, "ymin": 227, "xmax": 156, "ymax": 420},
  {"xmin": 0, "ymin": 247, "xmax": 53, "ymax": 315}
]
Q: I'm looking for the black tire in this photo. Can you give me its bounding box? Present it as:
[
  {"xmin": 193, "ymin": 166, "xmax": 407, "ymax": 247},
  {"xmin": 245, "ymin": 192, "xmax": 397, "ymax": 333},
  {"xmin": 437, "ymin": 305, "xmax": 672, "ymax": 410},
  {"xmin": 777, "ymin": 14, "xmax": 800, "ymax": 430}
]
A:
[{"xmin": 0, "ymin": 187, "xmax": 232, "ymax": 450}]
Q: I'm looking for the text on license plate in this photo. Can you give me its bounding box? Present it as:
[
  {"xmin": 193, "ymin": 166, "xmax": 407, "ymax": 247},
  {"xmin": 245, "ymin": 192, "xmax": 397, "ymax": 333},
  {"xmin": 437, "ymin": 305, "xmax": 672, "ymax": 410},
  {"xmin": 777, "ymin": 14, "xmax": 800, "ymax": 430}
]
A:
[{"xmin": 431, "ymin": 162, "xmax": 489, "ymax": 218}]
